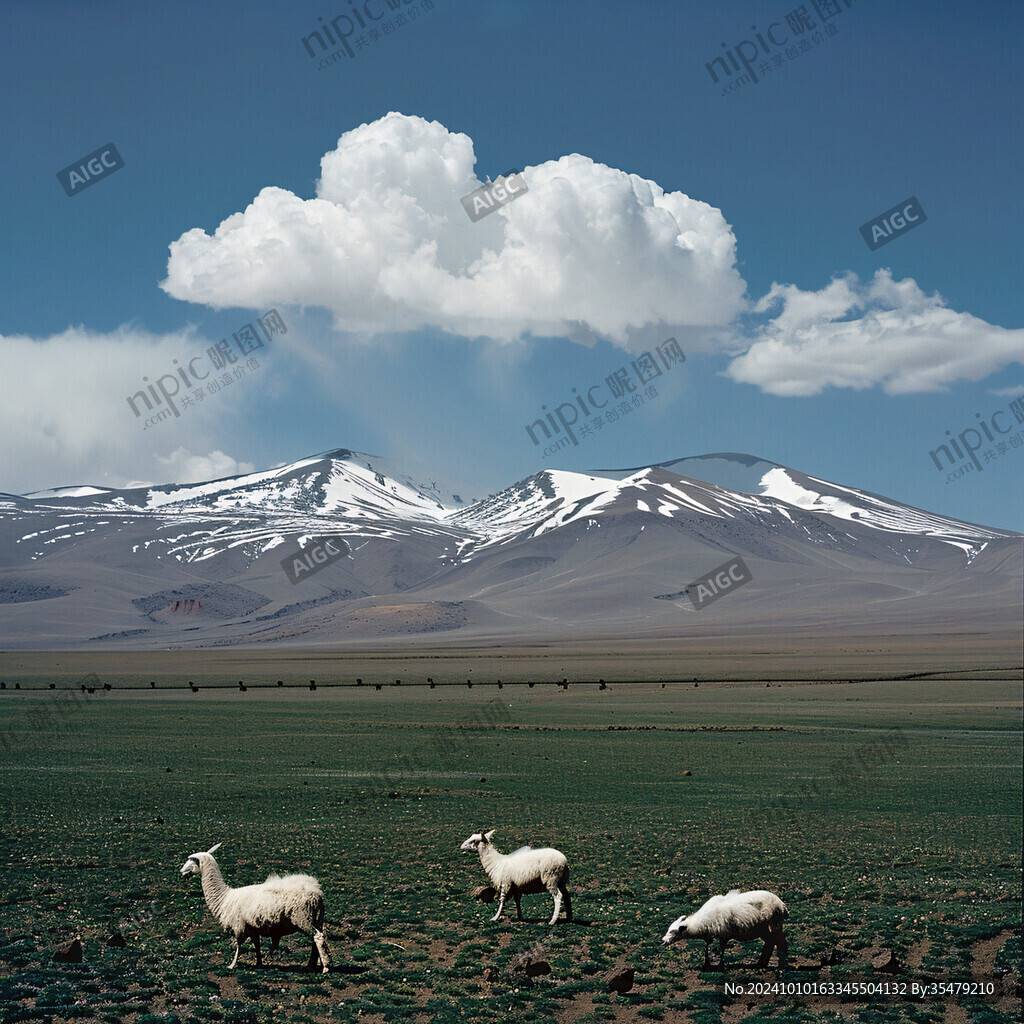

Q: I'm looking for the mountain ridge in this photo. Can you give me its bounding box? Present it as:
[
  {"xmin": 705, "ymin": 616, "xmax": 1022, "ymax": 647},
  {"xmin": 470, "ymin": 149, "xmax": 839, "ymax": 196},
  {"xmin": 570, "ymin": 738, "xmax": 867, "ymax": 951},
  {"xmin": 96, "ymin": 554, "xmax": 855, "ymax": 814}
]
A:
[{"xmin": 0, "ymin": 448, "xmax": 1019, "ymax": 649}]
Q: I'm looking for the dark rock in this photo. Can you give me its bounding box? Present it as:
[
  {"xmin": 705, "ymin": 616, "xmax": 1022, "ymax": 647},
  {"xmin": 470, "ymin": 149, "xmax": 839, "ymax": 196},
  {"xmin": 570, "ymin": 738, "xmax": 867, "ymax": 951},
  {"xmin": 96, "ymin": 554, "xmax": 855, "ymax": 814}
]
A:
[
  {"xmin": 790, "ymin": 957, "xmax": 820, "ymax": 970},
  {"xmin": 605, "ymin": 967, "xmax": 635, "ymax": 993},
  {"xmin": 54, "ymin": 938, "xmax": 83, "ymax": 963},
  {"xmin": 105, "ymin": 932, "xmax": 127, "ymax": 947},
  {"xmin": 682, "ymin": 770, "xmax": 692, "ymax": 776},
  {"xmin": 820, "ymin": 947, "xmax": 843, "ymax": 966},
  {"xmin": 872, "ymin": 949, "xmax": 900, "ymax": 972},
  {"xmin": 1001, "ymin": 976, "xmax": 1023, "ymax": 998},
  {"xmin": 471, "ymin": 885, "xmax": 497, "ymax": 903},
  {"xmin": 506, "ymin": 947, "xmax": 551, "ymax": 987}
]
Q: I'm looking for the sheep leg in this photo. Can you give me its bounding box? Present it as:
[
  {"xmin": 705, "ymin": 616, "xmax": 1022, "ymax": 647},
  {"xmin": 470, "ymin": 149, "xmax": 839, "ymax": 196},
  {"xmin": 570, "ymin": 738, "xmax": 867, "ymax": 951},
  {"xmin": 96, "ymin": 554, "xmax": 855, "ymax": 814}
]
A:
[
  {"xmin": 559, "ymin": 882, "xmax": 572, "ymax": 923},
  {"xmin": 229, "ymin": 935, "xmax": 242, "ymax": 970},
  {"xmin": 775, "ymin": 928, "xmax": 788, "ymax": 967},
  {"xmin": 491, "ymin": 889, "xmax": 507, "ymax": 923},
  {"xmin": 757, "ymin": 937, "xmax": 774, "ymax": 968},
  {"xmin": 253, "ymin": 932, "xmax": 263, "ymax": 968},
  {"xmin": 548, "ymin": 884, "xmax": 562, "ymax": 925},
  {"xmin": 514, "ymin": 890, "xmax": 524, "ymax": 921},
  {"xmin": 312, "ymin": 928, "xmax": 331, "ymax": 974},
  {"xmin": 718, "ymin": 938, "xmax": 729, "ymax": 969}
]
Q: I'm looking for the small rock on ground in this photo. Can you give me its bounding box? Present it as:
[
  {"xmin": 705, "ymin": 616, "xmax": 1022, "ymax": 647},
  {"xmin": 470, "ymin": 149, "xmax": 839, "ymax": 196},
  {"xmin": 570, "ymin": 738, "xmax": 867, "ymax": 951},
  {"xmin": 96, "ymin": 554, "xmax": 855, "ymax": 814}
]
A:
[
  {"xmin": 54, "ymin": 938, "xmax": 83, "ymax": 963},
  {"xmin": 605, "ymin": 967, "xmax": 635, "ymax": 993},
  {"xmin": 872, "ymin": 949, "xmax": 901, "ymax": 972}
]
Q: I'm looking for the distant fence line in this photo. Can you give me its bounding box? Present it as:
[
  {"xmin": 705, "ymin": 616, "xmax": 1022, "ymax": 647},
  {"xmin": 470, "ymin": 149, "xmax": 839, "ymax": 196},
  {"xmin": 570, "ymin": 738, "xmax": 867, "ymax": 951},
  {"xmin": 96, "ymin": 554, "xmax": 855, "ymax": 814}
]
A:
[
  {"xmin": 1, "ymin": 676, "xmax": 968, "ymax": 693},
  {"xmin": 0, "ymin": 678, "xmax": 675, "ymax": 692}
]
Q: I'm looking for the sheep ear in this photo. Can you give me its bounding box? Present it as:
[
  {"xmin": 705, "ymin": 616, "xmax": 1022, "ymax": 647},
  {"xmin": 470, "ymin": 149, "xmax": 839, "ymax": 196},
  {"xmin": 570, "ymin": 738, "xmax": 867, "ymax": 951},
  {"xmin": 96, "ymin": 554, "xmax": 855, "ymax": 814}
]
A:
[
  {"xmin": 483, "ymin": 829, "xmax": 495, "ymax": 841},
  {"xmin": 207, "ymin": 843, "xmax": 222, "ymax": 855}
]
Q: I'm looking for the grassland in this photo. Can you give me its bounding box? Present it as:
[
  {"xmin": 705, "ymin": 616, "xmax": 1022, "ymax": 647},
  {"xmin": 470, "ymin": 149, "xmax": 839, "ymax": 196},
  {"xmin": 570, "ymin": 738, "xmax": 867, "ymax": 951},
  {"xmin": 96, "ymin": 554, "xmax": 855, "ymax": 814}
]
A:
[{"xmin": 0, "ymin": 663, "xmax": 1020, "ymax": 1023}]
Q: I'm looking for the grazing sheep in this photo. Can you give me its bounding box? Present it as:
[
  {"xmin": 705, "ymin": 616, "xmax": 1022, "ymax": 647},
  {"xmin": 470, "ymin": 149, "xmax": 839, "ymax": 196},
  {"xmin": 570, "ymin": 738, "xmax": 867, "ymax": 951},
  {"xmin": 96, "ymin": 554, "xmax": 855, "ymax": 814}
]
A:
[
  {"xmin": 179, "ymin": 843, "xmax": 330, "ymax": 973},
  {"xmin": 662, "ymin": 889, "xmax": 788, "ymax": 969},
  {"xmin": 460, "ymin": 829, "xmax": 572, "ymax": 925}
]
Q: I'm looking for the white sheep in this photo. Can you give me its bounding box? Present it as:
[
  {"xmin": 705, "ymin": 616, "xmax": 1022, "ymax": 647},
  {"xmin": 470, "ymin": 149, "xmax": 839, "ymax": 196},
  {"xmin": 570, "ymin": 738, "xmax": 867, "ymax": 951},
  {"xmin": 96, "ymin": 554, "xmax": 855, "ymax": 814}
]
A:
[
  {"xmin": 460, "ymin": 829, "xmax": 572, "ymax": 925},
  {"xmin": 179, "ymin": 843, "xmax": 331, "ymax": 973},
  {"xmin": 662, "ymin": 889, "xmax": 788, "ymax": 968}
]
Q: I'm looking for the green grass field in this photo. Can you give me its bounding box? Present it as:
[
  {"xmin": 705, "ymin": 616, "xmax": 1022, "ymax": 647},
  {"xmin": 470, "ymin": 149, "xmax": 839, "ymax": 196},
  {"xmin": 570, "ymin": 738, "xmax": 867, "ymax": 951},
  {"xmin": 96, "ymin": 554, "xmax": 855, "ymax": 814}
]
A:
[{"xmin": 1, "ymin": 673, "xmax": 1020, "ymax": 1023}]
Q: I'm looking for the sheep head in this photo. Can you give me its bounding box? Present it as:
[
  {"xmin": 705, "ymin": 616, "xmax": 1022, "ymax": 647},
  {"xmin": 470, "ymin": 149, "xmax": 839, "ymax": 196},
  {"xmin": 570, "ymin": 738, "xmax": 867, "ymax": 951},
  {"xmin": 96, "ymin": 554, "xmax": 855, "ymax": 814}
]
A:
[
  {"xmin": 459, "ymin": 830, "xmax": 495, "ymax": 852},
  {"xmin": 662, "ymin": 914, "xmax": 689, "ymax": 945},
  {"xmin": 180, "ymin": 842, "xmax": 222, "ymax": 876}
]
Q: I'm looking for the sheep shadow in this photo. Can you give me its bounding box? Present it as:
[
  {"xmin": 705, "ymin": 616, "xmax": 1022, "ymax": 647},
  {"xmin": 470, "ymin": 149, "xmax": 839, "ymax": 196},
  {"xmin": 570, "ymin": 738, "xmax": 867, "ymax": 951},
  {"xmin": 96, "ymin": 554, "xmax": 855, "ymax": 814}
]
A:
[
  {"xmin": 495, "ymin": 915, "xmax": 602, "ymax": 927},
  {"xmin": 256, "ymin": 961, "xmax": 369, "ymax": 976}
]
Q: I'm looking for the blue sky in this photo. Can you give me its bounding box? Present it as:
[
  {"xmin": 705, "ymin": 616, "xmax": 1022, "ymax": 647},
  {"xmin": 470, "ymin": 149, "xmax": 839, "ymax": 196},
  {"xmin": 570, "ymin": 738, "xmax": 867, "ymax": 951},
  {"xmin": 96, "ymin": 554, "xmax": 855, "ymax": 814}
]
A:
[{"xmin": 1, "ymin": 0, "xmax": 1022, "ymax": 530}]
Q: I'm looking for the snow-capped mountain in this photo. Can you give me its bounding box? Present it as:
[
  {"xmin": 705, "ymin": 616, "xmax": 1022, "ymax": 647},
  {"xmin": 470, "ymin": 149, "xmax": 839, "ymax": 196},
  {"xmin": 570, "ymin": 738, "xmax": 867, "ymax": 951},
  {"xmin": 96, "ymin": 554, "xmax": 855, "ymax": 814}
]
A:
[
  {"xmin": 0, "ymin": 449, "xmax": 1019, "ymax": 648},
  {"xmin": 586, "ymin": 453, "xmax": 1015, "ymax": 559},
  {"xmin": 2, "ymin": 449, "xmax": 473, "ymax": 568}
]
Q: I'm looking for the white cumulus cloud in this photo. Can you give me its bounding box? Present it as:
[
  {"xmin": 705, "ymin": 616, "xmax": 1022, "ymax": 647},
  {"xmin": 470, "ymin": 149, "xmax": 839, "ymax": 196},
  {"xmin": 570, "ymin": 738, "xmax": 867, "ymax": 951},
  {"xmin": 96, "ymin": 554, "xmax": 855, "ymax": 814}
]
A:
[
  {"xmin": 161, "ymin": 112, "xmax": 747, "ymax": 348},
  {"xmin": 0, "ymin": 326, "xmax": 261, "ymax": 494},
  {"xmin": 727, "ymin": 270, "xmax": 1024, "ymax": 396},
  {"xmin": 153, "ymin": 448, "xmax": 255, "ymax": 485}
]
